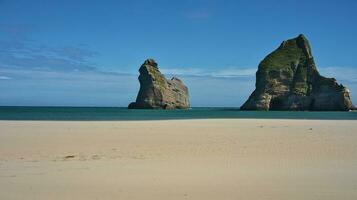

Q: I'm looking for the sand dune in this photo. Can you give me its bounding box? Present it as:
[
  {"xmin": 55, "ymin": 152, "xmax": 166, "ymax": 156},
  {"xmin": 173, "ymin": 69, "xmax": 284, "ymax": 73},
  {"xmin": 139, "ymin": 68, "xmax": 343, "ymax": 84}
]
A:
[{"xmin": 0, "ymin": 119, "xmax": 357, "ymax": 200}]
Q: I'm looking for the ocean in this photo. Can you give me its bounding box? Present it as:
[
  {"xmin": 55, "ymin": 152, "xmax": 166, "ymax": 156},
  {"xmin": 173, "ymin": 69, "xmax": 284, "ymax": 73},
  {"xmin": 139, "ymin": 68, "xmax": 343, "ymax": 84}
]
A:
[{"xmin": 0, "ymin": 106, "xmax": 356, "ymax": 120}]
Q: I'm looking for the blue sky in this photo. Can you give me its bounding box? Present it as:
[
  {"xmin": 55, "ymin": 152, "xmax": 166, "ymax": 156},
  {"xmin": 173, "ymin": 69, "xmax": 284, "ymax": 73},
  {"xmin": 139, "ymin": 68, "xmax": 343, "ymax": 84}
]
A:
[{"xmin": 0, "ymin": 0, "xmax": 357, "ymax": 106}]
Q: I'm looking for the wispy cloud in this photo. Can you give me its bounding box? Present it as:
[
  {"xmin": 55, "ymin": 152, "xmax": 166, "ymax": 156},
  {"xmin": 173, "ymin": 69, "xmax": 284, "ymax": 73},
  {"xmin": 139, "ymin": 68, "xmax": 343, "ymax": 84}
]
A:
[
  {"xmin": 0, "ymin": 75, "xmax": 11, "ymax": 80},
  {"xmin": 0, "ymin": 68, "xmax": 139, "ymax": 107},
  {"xmin": 210, "ymin": 68, "xmax": 256, "ymax": 77},
  {"xmin": 319, "ymin": 66, "xmax": 357, "ymax": 83},
  {"xmin": 49, "ymin": 46, "xmax": 98, "ymax": 62},
  {"xmin": 160, "ymin": 66, "xmax": 357, "ymax": 82},
  {"xmin": 161, "ymin": 67, "xmax": 256, "ymax": 78},
  {"xmin": 1, "ymin": 63, "xmax": 357, "ymax": 107},
  {"xmin": 0, "ymin": 39, "xmax": 99, "ymax": 73}
]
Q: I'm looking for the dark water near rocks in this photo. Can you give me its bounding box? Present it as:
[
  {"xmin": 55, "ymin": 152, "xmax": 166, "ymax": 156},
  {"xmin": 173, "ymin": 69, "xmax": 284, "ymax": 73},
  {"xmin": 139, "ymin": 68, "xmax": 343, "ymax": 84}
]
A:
[{"xmin": 0, "ymin": 106, "xmax": 356, "ymax": 120}]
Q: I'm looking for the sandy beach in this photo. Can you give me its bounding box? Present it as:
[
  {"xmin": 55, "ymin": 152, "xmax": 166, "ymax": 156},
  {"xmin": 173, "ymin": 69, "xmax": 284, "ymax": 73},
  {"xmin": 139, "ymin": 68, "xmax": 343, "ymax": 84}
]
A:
[{"xmin": 0, "ymin": 119, "xmax": 357, "ymax": 200}]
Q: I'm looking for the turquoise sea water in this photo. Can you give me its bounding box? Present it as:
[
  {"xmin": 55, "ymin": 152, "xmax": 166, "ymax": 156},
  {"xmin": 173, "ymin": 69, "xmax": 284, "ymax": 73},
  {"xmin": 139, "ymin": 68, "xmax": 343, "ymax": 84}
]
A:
[{"xmin": 0, "ymin": 106, "xmax": 356, "ymax": 120}]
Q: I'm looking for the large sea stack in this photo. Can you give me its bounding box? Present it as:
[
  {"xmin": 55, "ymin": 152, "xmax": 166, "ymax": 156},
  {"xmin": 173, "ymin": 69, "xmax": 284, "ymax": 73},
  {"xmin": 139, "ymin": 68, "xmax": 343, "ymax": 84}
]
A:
[
  {"xmin": 128, "ymin": 59, "xmax": 190, "ymax": 109},
  {"xmin": 241, "ymin": 34, "xmax": 354, "ymax": 111}
]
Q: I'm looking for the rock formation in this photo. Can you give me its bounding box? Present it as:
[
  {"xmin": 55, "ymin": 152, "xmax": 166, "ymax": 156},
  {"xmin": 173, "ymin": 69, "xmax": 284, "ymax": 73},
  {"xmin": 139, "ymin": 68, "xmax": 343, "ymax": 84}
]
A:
[
  {"xmin": 128, "ymin": 59, "xmax": 190, "ymax": 109},
  {"xmin": 241, "ymin": 34, "xmax": 354, "ymax": 111}
]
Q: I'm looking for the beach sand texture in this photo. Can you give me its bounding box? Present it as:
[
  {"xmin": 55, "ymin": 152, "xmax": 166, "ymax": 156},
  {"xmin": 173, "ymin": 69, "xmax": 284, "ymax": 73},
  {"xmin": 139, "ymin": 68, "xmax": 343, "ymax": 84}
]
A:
[{"xmin": 0, "ymin": 119, "xmax": 357, "ymax": 200}]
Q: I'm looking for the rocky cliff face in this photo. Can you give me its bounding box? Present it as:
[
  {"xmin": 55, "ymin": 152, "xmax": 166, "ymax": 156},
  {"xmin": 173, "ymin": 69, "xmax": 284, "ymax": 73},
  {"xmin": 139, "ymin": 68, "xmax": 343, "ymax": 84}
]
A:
[
  {"xmin": 128, "ymin": 59, "xmax": 190, "ymax": 109},
  {"xmin": 241, "ymin": 34, "xmax": 354, "ymax": 111}
]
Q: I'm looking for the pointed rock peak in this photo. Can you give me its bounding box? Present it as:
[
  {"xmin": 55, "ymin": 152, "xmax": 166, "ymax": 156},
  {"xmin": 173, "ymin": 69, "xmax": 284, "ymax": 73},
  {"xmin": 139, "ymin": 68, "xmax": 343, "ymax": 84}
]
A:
[
  {"xmin": 297, "ymin": 33, "xmax": 306, "ymax": 40},
  {"xmin": 143, "ymin": 58, "xmax": 158, "ymax": 68},
  {"xmin": 295, "ymin": 34, "xmax": 312, "ymax": 58},
  {"xmin": 278, "ymin": 34, "xmax": 312, "ymax": 58}
]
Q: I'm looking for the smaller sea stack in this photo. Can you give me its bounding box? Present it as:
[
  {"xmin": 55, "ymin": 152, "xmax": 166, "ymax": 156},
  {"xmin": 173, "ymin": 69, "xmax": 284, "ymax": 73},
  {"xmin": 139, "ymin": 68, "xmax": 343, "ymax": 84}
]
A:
[{"xmin": 128, "ymin": 59, "xmax": 190, "ymax": 109}]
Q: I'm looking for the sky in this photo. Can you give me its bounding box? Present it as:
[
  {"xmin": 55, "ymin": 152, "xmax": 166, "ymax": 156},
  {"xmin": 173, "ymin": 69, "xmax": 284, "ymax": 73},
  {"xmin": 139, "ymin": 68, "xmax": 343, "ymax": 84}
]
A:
[{"xmin": 0, "ymin": 0, "xmax": 357, "ymax": 107}]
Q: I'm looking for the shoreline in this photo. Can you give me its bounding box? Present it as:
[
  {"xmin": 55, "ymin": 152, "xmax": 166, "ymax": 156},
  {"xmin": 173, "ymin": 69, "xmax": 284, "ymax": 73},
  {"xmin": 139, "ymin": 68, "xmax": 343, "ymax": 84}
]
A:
[{"xmin": 1, "ymin": 117, "xmax": 357, "ymax": 121}]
